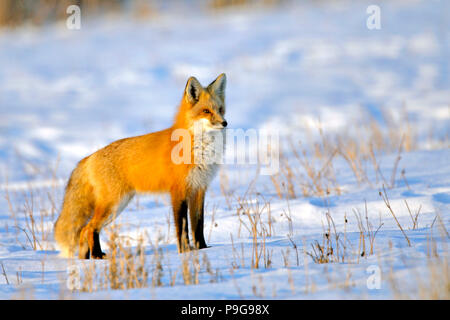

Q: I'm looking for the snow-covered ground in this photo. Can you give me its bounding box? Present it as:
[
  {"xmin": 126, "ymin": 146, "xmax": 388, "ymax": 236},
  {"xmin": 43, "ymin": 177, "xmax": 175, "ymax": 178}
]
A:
[{"xmin": 0, "ymin": 0, "xmax": 449, "ymax": 299}]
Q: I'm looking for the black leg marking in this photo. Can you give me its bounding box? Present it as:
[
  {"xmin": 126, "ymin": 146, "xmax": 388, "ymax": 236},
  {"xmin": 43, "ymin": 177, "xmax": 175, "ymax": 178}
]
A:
[
  {"xmin": 92, "ymin": 230, "xmax": 106, "ymax": 259},
  {"xmin": 84, "ymin": 248, "xmax": 90, "ymax": 259},
  {"xmin": 175, "ymin": 200, "xmax": 190, "ymax": 251},
  {"xmin": 195, "ymin": 214, "xmax": 207, "ymax": 249}
]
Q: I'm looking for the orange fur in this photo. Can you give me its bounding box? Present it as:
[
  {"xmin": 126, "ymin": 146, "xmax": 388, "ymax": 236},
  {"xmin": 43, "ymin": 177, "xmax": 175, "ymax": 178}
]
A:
[{"xmin": 54, "ymin": 74, "xmax": 227, "ymax": 258}]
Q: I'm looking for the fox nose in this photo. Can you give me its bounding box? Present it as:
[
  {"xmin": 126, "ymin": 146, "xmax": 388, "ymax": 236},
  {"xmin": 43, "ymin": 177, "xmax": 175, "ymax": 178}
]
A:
[{"xmin": 222, "ymin": 120, "xmax": 228, "ymax": 127}]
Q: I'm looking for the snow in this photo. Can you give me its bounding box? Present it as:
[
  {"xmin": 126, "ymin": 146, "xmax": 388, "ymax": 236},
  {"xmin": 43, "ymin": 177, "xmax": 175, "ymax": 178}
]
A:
[{"xmin": 0, "ymin": 0, "xmax": 449, "ymax": 299}]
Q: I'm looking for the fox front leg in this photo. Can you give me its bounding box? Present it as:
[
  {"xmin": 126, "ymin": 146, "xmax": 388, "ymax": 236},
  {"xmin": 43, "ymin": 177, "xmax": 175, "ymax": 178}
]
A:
[
  {"xmin": 172, "ymin": 191, "xmax": 190, "ymax": 253},
  {"xmin": 188, "ymin": 189, "xmax": 207, "ymax": 249}
]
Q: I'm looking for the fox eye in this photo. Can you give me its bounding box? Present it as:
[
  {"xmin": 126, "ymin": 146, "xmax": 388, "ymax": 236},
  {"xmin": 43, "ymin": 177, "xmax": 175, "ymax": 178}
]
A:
[
  {"xmin": 219, "ymin": 107, "xmax": 224, "ymax": 114},
  {"xmin": 203, "ymin": 109, "xmax": 211, "ymax": 114}
]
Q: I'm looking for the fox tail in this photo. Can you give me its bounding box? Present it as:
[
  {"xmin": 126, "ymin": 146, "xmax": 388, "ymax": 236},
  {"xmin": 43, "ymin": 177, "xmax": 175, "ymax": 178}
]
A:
[{"xmin": 54, "ymin": 160, "xmax": 93, "ymax": 258}]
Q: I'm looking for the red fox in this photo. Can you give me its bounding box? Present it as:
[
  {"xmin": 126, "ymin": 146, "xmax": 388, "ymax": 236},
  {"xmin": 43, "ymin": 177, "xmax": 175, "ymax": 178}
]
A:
[{"xmin": 54, "ymin": 74, "xmax": 227, "ymax": 259}]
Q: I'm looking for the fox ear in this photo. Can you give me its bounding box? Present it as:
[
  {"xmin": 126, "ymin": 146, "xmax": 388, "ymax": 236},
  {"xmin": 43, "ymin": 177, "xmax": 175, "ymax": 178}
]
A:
[
  {"xmin": 185, "ymin": 76, "xmax": 203, "ymax": 105},
  {"xmin": 207, "ymin": 73, "xmax": 227, "ymax": 102}
]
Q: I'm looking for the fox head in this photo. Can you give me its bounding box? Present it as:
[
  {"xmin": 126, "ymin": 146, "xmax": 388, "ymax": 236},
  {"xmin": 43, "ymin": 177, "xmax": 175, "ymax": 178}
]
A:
[{"xmin": 179, "ymin": 73, "xmax": 227, "ymax": 131}]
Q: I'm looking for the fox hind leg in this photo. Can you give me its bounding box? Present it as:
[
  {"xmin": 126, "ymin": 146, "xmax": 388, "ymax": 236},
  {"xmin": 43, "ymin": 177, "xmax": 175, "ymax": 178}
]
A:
[
  {"xmin": 79, "ymin": 224, "xmax": 106, "ymax": 259},
  {"xmin": 79, "ymin": 226, "xmax": 91, "ymax": 259},
  {"xmin": 79, "ymin": 205, "xmax": 110, "ymax": 259},
  {"xmin": 92, "ymin": 230, "xmax": 105, "ymax": 259}
]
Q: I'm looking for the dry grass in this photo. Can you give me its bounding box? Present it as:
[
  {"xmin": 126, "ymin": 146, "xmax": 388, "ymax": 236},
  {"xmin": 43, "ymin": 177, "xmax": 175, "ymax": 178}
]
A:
[
  {"xmin": 236, "ymin": 194, "xmax": 273, "ymax": 269},
  {"xmin": 353, "ymin": 201, "xmax": 383, "ymax": 258},
  {"xmin": 76, "ymin": 224, "xmax": 149, "ymax": 292},
  {"xmin": 306, "ymin": 203, "xmax": 386, "ymax": 265},
  {"xmin": 271, "ymin": 138, "xmax": 341, "ymax": 199},
  {"xmin": 379, "ymin": 185, "xmax": 411, "ymax": 247},
  {"xmin": 0, "ymin": 0, "xmax": 149, "ymax": 27},
  {"xmin": 404, "ymin": 199, "xmax": 421, "ymax": 230},
  {"xmin": 0, "ymin": 0, "xmax": 285, "ymax": 28},
  {"xmin": 72, "ymin": 222, "xmax": 224, "ymax": 293},
  {"xmin": 306, "ymin": 212, "xmax": 346, "ymax": 264},
  {"xmin": 387, "ymin": 222, "xmax": 449, "ymax": 299},
  {"xmin": 2, "ymin": 159, "xmax": 61, "ymax": 251},
  {"xmin": 270, "ymin": 105, "xmax": 447, "ymax": 200},
  {"xmin": 209, "ymin": 0, "xmax": 285, "ymax": 10}
]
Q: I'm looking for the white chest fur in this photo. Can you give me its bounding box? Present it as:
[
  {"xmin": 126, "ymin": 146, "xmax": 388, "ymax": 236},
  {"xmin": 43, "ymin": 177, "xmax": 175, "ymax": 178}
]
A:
[{"xmin": 186, "ymin": 126, "xmax": 225, "ymax": 190}]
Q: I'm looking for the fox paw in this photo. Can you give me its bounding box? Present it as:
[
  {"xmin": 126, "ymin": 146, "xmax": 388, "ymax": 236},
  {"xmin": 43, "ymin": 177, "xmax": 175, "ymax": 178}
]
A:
[{"xmin": 92, "ymin": 251, "xmax": 106, "ymax": 259}]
